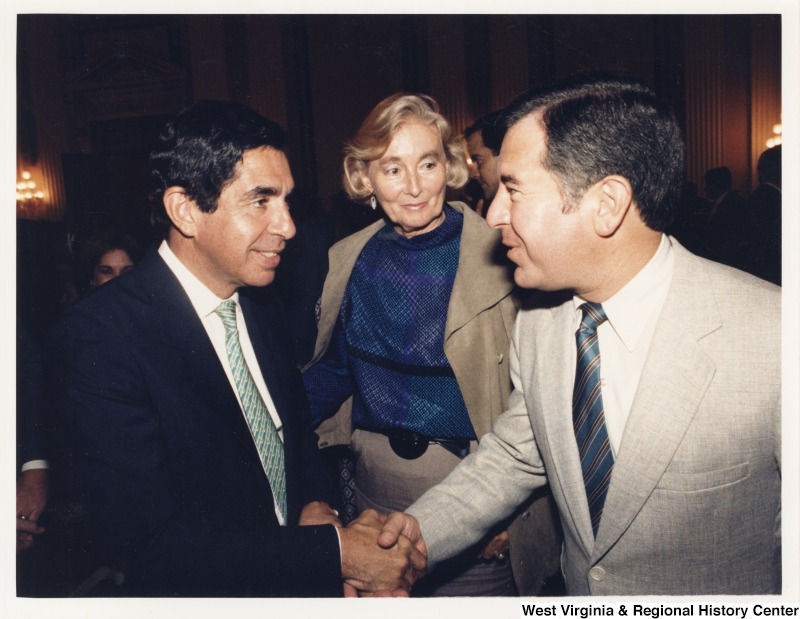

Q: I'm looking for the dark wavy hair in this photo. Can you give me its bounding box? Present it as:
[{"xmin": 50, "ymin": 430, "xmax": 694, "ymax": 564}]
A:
[
  {"xmin": 464, "ymin": 109, "xmax": 507, "ymax": 156},
  {"xmin": 504, "ymin": 73, "xmax": 685, "ymax": 232},
  {"xmin": 75, "ymin": 226, "xmax": 143, "ymax": 294},
  {"xmin": 149, "ymin": 100, "xmax": 288, "ymax": 239}
]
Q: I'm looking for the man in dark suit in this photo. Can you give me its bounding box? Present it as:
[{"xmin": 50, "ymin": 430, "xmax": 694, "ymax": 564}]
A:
[
  {"xmin": 744, "ymin": 145, "xmax": 781, "ymax": 285},
  {"xmin": 46, "ymin": 101, "xmax": 423, "ymax": 597},
  {"xmin": 702, "ymin": 166, "xmax": 748, "ymax": 267},
  {"xmin": 16, "ymin": 321, "xmax": 49, "ymax": 554}
]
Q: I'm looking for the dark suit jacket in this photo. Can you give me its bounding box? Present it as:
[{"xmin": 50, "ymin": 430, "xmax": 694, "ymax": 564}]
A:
[
  {"xmin": 705, "ymin": 190, "xmax": 748, "ymax": 267},
  {"xmin": 46, "ymin": 249, "xmax": 342, "ymax": 597},
  {"xmin": 17, "ymin": 321, "xmax": 48, "ymax": 470},
  {"xmin": 744, "ymin": 183, "xmax": 781, "ymax": 285}
]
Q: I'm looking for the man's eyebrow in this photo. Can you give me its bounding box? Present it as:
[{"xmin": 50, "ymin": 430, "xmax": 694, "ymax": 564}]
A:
[
  {"xmin": 243, "ymin": 186, "xmax": 279, "ymax": 199},
  {"xmin": 500, "ymin": 174, "xmax": 519, "ymax": 185}
]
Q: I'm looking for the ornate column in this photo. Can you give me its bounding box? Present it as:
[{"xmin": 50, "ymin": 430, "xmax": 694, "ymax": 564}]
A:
[
  {"xmin": 427, "ymin": 16, "xmax": 469, "ymax": 133},
  {"xmin": 489, "ymin": 16, "xmax": 529, "ymax": 111},
  {"xmin": 682, "ymin": 16, "xmax": 726, "ymax": 190}
]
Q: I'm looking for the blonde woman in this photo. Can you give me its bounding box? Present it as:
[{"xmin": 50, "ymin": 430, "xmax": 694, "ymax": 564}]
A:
[{"xmin": 303, "ymin": 93, "xmax": 561, "ymax": 596}]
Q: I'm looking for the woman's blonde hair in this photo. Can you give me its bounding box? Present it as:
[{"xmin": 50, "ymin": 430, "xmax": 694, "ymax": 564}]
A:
[{"xmin": 342, "ymin": 93, "xmax": 469, "ymax": 202}]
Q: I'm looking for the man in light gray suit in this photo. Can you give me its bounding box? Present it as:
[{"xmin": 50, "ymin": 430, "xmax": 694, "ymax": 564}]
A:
[{"xmin": 378, "ymin": 74, "xmax": 781, "ymax": 595}]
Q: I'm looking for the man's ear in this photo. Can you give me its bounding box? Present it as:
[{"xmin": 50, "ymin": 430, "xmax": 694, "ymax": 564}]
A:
[
  {"xmin": 591, "ymin": 175, "xmax": 633, "ymax": 238},
  {"xmin": 163, "ymin": 187, "xmax": 199, "ymax": 238}
]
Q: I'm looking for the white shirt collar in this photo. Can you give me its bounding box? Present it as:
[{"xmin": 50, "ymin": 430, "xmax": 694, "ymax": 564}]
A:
[
  {"xmin": 158, "ymin": 240, "xmax": 239, "ymax": 318},
  {"xmin": 574, "ymin": 234, "xmax": 674, "ymax": 353}
]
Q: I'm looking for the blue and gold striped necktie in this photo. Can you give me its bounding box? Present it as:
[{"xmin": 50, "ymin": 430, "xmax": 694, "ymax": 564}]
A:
[{"xmin": 573, "ymin": 302, "xmax": 614, "ymax": 537}]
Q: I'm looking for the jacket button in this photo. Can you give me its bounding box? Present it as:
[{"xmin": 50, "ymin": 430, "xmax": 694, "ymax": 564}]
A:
[
  {"xmin": 497, "ymin": 353, "xmax": 504, "ymax": 363},
  {"xmin": 521, "ymin": 511, "xmax": 530, "ymax": 520},
  {"xmin": 589, "ymin": 566, "xmax": 606, "ymax": 581}
]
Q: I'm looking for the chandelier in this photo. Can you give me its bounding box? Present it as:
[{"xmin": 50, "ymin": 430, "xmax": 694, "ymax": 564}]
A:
[
  {"xmin": 16, "ymin": 170, "xmax": 45, "ymax": 208},
  {"xmin": 766, "ymin": 121, "xmax": 782, "ymax": 149}
]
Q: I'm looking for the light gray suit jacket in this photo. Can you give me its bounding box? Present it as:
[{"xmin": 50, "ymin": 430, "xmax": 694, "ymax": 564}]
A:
[{"xmin": 408, "ymin": 238, "xmax": 781, "ymax": 595}]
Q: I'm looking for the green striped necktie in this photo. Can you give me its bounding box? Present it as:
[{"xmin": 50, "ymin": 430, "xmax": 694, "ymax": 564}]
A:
[{"xmin": 215, "ymin": 299, "xmax": 287, "ymax": 522}]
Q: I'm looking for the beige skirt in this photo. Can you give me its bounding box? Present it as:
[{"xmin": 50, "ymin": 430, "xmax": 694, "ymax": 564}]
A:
[{"xmin": 351, "ymin": 428, "xmax": 516, "ymax": 597}]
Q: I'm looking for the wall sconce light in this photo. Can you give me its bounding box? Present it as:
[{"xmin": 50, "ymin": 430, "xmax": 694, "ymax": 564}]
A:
[
  {"xmin": 766, "ymin": 121, "xmax": 782, "ymax": 149},
  {"xmin": 16, "ymin": 170, "xmax": 45, "ymax": 209}
]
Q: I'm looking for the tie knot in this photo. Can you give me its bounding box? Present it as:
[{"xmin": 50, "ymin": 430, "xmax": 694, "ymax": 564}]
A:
[
  {"xmin": 579, "ymin": 302, "xmax": 607, "ymax": 333},
  {"xmin": 215, "ymin": 299, "xmax": 238, "ymax": 332}
]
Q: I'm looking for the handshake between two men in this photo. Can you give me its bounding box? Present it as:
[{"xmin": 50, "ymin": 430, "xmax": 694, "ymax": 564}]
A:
[{"xmin": 303, "ymin": 501, "xmax": 424, "ymax": 597}]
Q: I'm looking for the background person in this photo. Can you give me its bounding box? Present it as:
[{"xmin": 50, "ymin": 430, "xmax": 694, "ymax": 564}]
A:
[
  {"xmin": 743, "ymin": 145, "xmax": 782, "ymax": 285},
  {"xmin": 75, "ymin": 225, "xmax": 143, "ymax": 294},
  {"xmin": 464, "ymin": 110, "xmax": 506, "ymax": 216},
  {"xmin": 16, "ymin": 321, "xmax": 49, "ymax": 554},
  {"xmin": 701, "ymin": 166, "xmax": 748, "ymax": 267}
]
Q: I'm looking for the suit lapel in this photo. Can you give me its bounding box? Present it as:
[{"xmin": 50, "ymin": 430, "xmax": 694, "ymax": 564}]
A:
[
  {"xmin": 306, "ymin": 218, "xmax": 384, "ymax": 367},
  {"xmin": 241, "ymin": 291, "xmax": 306, "ymax": 518},
  {"xmin": 138, "ymin": 250, "xmax": 230, "ymax": 390},
  {"xmin": 593, "ymin": 242, "xmax": 721, "ymax": 557},
  {"xmin": 445, "ymin": 202, "xmax": 513, "ymax": 336},
  {"xmin": 233, "ymin": 293, "xmax": 311, "ymax": 458},
  {"xmin": 139, "ymin": 251, "xmax": 267, "ymax": 478},
  {"xmin": 239, "ymin": 292, "xmax": 289, "ymax": 428}
]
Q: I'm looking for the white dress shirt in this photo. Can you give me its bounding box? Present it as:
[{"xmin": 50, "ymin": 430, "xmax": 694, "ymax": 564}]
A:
[
  {"xmin": 573, "ymin": 234, "xmax": 675, "ymax": 456},
  {"xmin": 159, "ymin": 241, "xmax": 286, "ymax": 524}
]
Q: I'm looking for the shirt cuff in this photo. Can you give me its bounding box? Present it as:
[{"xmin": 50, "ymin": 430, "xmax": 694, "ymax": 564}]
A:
[
  {"xmin": 21, "ymin": 460, "xmax": 49, "ymax": 473},
  {"xmin": 333, "ymin": 523, "xmax": 343, "ymax": 564}
]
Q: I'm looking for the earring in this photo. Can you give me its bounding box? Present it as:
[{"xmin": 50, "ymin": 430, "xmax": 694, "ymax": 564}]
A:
[{"xmin": 370, "ymin": 195, "xmax": 377, "ymax": 210}]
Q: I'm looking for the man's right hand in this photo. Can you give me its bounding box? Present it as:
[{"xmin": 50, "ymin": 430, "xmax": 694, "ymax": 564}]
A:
[
  {"xmin": 339, "ymin": 509, "xmax": 426, "ymax": 595},
  {"xmin": 348, "ymin": 511, "xmax": 430, "ymax": 597},
  {"xmin": 378, "ymin": 511, "xmax": 425, "ymax": 554}
]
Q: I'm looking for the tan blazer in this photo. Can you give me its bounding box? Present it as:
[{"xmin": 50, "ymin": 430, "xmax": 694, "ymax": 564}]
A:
[
  {"xmin": 408, "ymin": 238, "xmax": 781, "ymax": 595},
  {"xmin": 306, "ymin": 202, "xmax": 562, "ymax": 593}
]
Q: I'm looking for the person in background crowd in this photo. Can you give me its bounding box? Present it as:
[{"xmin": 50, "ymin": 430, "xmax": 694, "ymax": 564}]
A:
[
  {"xmin": 464, "ymin": 110, "xmax": 506, "ymax": 216},
  {"xmin": 16, "ymin": 321, "xmax": 49, "ymax": 554},
  {"xmin": 701, "ymin": 166, "xmax": 747, "ymax": 267},
  {"xmin": 458, "ymin": 177, "xmax": 486, "ymax": 214},
  {"xmin": 74, "ymin": 226, "xmax": 143, "ymax": 295},
  {"xmin": 743, "ymin": 145, "xmax": 782, "ymax": 285},
  {"xmin": 303, "ymin": 92, "xmax": 561, "ymax": 596}
]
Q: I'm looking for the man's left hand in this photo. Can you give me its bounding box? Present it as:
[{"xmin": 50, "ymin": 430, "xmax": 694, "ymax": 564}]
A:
[
  {"xmin": 17, "ymin": 469, "xmax": 49, "ymax": 552},
  {"xmin": 479, "ymin": 530, "xmax": 510, "ymax": 560},
  {"xmin": 298, "ymin": 501, "xmax": 342, "ymax": 527}
]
